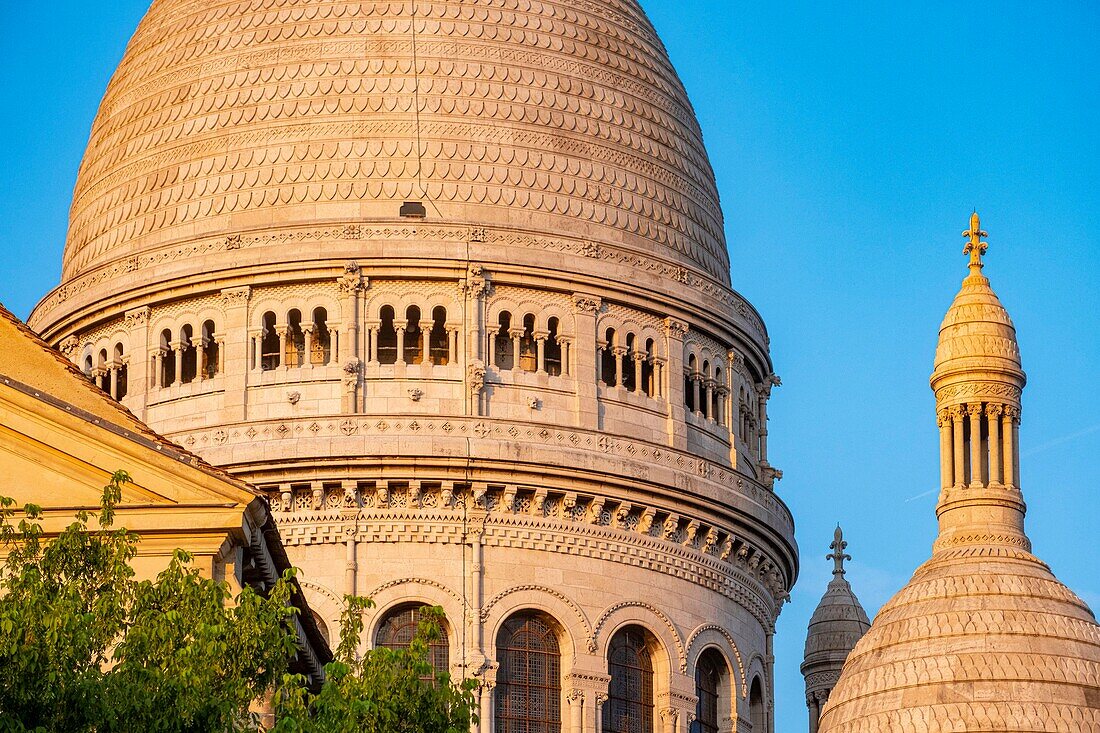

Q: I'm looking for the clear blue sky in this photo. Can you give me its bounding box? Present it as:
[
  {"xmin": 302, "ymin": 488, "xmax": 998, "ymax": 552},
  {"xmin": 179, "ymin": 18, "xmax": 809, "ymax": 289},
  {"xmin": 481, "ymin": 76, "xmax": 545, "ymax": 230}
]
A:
[{"xmin": 2, "ymin": 3, "xmax": 1098, "ymax": 731}]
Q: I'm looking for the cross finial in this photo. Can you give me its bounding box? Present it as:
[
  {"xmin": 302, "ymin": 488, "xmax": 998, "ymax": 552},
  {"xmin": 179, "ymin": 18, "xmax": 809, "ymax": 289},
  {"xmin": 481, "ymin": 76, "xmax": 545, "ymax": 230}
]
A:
[
  {"xmin": 962, "ymin": 210, "xmax": 989, "ymax": 273},
  {"xmin": 827, "ymin": 524, "xmax": 851, "ymax": 576}
]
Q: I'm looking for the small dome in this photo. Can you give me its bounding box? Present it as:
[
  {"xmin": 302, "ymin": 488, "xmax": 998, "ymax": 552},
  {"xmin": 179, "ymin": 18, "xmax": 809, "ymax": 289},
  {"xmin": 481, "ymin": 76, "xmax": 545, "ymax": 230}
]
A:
[
  {"xmin": 931, "ymin": 212, "xmax": 1025, "ymax": 395},
  {"xmin": 802, "ymin": 527, "xmax": 871, "ymax": 695}
]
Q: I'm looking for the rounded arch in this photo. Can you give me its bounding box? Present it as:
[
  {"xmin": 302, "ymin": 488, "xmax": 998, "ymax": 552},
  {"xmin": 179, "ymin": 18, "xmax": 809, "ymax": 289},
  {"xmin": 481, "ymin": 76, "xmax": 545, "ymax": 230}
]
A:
[
  {"xmin": 298, "ymin": 580, "xmax": 345, "ymax": 648},
  {"xmin": 591, "ymin": 601, "xmax": 685, "ymax": 676},
  {"xmin": 365, "ymin": 577, "xmax": 469, "ymax": 669},
  {"xmin": 482, "ymin": 585, "xmax": 589, "ymax": 666},
  {"xmin": 686, "ymin": 625, "xmax": 748, "ymax": 700}
]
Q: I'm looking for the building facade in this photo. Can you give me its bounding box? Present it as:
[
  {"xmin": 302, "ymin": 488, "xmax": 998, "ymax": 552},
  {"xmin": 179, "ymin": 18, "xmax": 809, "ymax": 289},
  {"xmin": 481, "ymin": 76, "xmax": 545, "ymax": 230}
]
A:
[{"xmin": 28, "ymin": 2, "xmax": 797, "ymax": 732}]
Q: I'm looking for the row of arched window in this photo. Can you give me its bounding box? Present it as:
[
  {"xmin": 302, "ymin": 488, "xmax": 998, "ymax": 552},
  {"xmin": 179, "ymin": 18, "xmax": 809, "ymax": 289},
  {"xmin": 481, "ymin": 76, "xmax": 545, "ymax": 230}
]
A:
[
  {"xmin": 684, "ymin": 354, "xmax": 727, "ymax": 426},
  {"xmin": 598, "ymin": 328, "xmax": 661, "ymax": 397},
  {"xmin": 254, "ymin": 308, "xmax": 333, "ymax": 371},
  {"xmin": 367, "ymin": 305, "xmax": 455, "ymax": 366},
  {"xmin": 153, "ymin": 321, "xmax": 221, "ymax": 388},
  {"xmin": 83, "ymin": 343, "xmax": 128, "ymax": 401},
  {"xmin": 492, "ymin": 312, "xmax": 568, "ymax": 376},
  {"xmin": 371, "ymin": 604, "xmax": 766, "ymax": 732}
]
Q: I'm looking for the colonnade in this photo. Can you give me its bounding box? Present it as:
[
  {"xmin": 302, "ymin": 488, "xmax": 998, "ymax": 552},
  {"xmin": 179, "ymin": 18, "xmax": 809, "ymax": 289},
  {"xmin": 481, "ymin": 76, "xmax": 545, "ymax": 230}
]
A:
[{"xmin": 938, "ymin": 402, "xmax": 1021, "ymax": 489}]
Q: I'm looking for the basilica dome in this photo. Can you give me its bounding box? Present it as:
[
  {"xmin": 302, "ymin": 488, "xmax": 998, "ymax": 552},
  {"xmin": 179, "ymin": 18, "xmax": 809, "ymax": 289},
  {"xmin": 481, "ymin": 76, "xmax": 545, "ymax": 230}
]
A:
[
  {"xmin": 30, "ymin": 2, "xmax": 795, "ymax": 730},
  {"xmin": 57, "ymin": 0, "xmax": 728, "ymax": 295}
]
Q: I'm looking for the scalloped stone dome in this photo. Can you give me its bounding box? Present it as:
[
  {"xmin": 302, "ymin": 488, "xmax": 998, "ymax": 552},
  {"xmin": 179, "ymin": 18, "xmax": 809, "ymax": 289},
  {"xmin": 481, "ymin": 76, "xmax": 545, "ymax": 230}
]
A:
[
  {"xmin": 60, "ymin": 0, "xmax": 729, "ymax": 287},
  {"xmin": 818, "ymin": 548, "xmax": 1100, "ymax": 731},
  {"xmin": 932, "ymin": 271, "xmax": 1022, "ymax": 381}
]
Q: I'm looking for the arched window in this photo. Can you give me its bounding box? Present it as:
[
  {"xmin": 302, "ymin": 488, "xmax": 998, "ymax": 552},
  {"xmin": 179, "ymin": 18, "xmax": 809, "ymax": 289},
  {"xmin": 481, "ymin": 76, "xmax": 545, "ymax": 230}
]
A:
[
  {"xmin": 494, "ymin": 312, "xmax": 514, "ymax": 370},
  {"xmin": 160, "ymin": 329, "xmax": 176, "ymax": 385},
  {"xmin": 429, "ymin": 306, "xmax": 449, "ymax": 365},
  {"xmin": 97, "ymin": 349, "xmax": 109, "ymax": 392},
  {"xmin": 83, "ymin": 353, "xmax": 93, "ymax": 379},
  {"xmin": 405, "ymin": 305, "xmax": 423, "ymax": 365},
  {"xmin": 496, "ymin": 612, "xmax": 562, "ymax": 733},
  {"xmin": 202, "ymin": 320, "xmax": 219, "ymax": 378},
  {"xmin": 180, "ymin": 325, "xmax": 197, "ymax": 383},
  {"xmin": 261, "ymin": 312, "xmax": 280, "ymax": 370},
  {"xmin": 685, "ymin": 354, "xmax": 697, "ymax": 412},
  {"xmin": 622, "ymin": 333, "xmax": 637, "ymax": 392},
  {"xmin": 642, "ymin": 339, "xmax": 655, "ymax": 397},
  {"xmin": 286, "ymin": 309, "xmax": 305, "ymax": 368},
  {"xmin": 712, "ymin": 368, "xmax": 724, "ymax": 424},
  {"xmin": 749, "ymin": 677, "xmax": 765, "ymax": 732},
  {"xmin": 600, "ymin": 328, "xmax": 617, "ymax": 386},
  {"xmin": 312, "ymin": 611, "xmax": 330, "ymax": 646},
  {"xmin": 518, "ymin": 314, "xmax": 537, "ymax": 372},
  {"xmin": 692, "ymin": 649, "xmax": 728, "ymax": 733},
  {"xmin": 701, "ymin": 360, "xmax": 711, "ymax": 419},
  {"xmin": 604, "ymin": 626, "xmax": 655, "ymax": 733},
  {"xmin": 311, "ymin": 308, "xmax": 331, "ymax": 365},
  {"xmin": 114, "ymin": 343, "xmax": 127, "ymax": 400},
  {"xmin": 545, "ymin": 317, "xmax": 563, "ymax": 376},
  {"xmin": 378, "ymin": 306, "xmax": 398, "ymax": 365},
  {"xmin": 375, "ymin": 603, "xmax": 449, "ymax": 672}
]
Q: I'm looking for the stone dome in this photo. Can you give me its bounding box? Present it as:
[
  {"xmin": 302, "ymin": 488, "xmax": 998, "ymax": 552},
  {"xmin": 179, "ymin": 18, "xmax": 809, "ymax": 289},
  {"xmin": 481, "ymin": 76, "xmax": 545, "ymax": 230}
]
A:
[
  {"xmin": 820, "ymin": 217, "xmax": 1100, "ymax": 732},
  {"xmin": 801, "ymin": 528, "xmax": 870, "ymax": 695},
  {"xmin": 59, "ymin": 0, "xmax": 729, "ymax": 289}
]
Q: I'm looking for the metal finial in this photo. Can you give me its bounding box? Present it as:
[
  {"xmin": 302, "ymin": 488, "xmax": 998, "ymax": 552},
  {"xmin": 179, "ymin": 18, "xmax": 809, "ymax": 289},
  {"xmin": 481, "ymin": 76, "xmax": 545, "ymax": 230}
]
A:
[
  {"xmin": 962, "ymin": 210, "xmax": 989, "ymax": 272},
  {"xmin": 827, "ymin": 524, "xmax": 851, "ymax": 576}
]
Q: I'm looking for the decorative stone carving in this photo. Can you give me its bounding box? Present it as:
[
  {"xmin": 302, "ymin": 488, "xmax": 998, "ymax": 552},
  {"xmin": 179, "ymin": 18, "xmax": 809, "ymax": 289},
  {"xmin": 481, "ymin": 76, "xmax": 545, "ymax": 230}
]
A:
[{"xmin": 571, "ymin": 294, "xmax": 601, "ymax": 314}]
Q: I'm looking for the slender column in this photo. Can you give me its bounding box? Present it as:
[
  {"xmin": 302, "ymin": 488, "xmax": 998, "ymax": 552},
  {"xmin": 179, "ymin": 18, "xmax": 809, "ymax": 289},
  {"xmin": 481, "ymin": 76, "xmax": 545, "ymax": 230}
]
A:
[
  {"xmin": 558, "ymin": 337, "xmax": 572, "ymax": 376},
  {"xmin": 509, "ymin": 328, "xmax": 524, "ymax": 370},
  {"xmin": 692, "ymin": 374, "xmax": 702, "ymax": 415},
  {"xmin": 303, "ymin": 326, "xmax": 314, "ymax": 368},
  {"xmin": 756, "ymin": 384, "xmax": 771, "ymax": 461},
  {"xmin": 808, "ymin": 693, "xmax": 820, "ymax": 733},
  {"xmin": 448, "ymin": 326, "xmax": 460, "ymax": 365},
  {"xmin": 420, "ymin": 320, "xmax": 432, "ymax": 364},
  {"xmin": 571, "ymin": 295, "xmax": 601, "ymax": 430},
  {"xmin": 109, "ymin": 366, "xmax": 119, "ymax": 399},
  {"xmin": 216, "ymin": 336, "xmax": 225, "ymax": 373},
  {"xmin": 950, "ymin": 405, "xmax": 965, "ymax": 487},
  {"xmin": 612, "ymin": 346, "xmax": 626, "ymax": 387},
  {"xmin": 717, "ymin": 388, "xmax": 728, "ymax": 426},
  {"xmin": 151, "ymin": 352, "xmax": 161, "ymax": 388},
  {"xmin": 196, "ymin": 341, "xmax": 206, "ymax": 380},
  {"xmin": 345, "ymin": 535, "xmax": 356, "ymax": 596},
  {"xmin": 968, "ymin": 403, "xmax": 984, "ymax": 487},
  {"xmin": 632, "ymin": 353, "xmax": 645, "ymax": 395},
  {"xmin": 367, "ymin": 323, "xmax": 380, "ymax": 364},
  {"xmin": 986, "ymin": 404, "xmax": 1003, "ymax": 485},
  {"xmin": 172, "ymin": 342, "xmax": 185, "ymax": 383},
  {"xmin": 595, "ymin": 340, "xmax": 606, "ymax": 382},
  {"xmin": 567, "ymin": 691, "xmax": 583, "ymax": 733},
  {"xmin": 704, "ymin": 380, "xmax": 715, "ymax": 420},
  {"xmin": 395, "ymin": 326, "xmax": 406, "ymax": 364},
  {"xmin": 653, "ymin": 357, "xmax": 666, "ymax": 398},
  {"xmin": 535, "ymin": 332, "xmax": 548, "ymax": 374},
  {"xmin": 478, "ymin": 684, "xmax": 493, "ymax": 733},
  {"xmin": 1009, "ymin": 406, "xmax": 1021, "ymax": 488},
  {"xmin": 938, "ymin": 408, "xmax": 953, "ymax": 489},
  {"xmin": 277, "ymin": 328, "xmax": 288, "ymax": 369}
]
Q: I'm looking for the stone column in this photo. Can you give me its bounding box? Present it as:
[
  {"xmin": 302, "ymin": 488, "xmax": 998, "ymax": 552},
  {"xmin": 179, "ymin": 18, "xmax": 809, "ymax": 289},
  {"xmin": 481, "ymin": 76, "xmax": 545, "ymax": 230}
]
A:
[
  {"xmin": 558, "ymin": 336, "xmax": 573, "ymax": 377},
  {"xmin": 566, "ymin": 690, "xmax": 583, "ymax": 733},
  {"xmin": 446, "ymin": 323, "xmax": 461, "ymax": 366},
  {"xmin": 172, "ymin": 341, "xmax": 185, "ymax": 384},
  {"xmin": 195, "ymin": 339, "xmax": 207, "ymax": 381},
  {"xmin": 967, "ymin": 403, "xmax": 984, "ymax": 487},
  {"xmin": 937, "ymin": 408, "xmax": 953, "ymax": 489},
  {"xmin": 338, "ymin": 263, "xmax": 364, "ymax": 368},
  {"xmin": 986, "ymin": 403, "xmax": 1003, "ymax": 485},
  {"xmin": 220, "ymin": 287, "xmax": 251, "ymax": 421},
  {"xmin": 612, "ymin": 346, "xmax": 626, "ymax": 388},
  {"xmin": 366, "ymin": 322, "xmax": 380, "ymax": 364},
  {"xmin": 276, "ymin": 328, "xmax": 288, "ymax": 370},
  {"xmin": 807, "ymin": 692, "xmax": 821, "ymax": 733},
  {"xmin": 692, "ymin": 375, "xmax": 702, "ymax": 416},
  {"xmin": 478, "ymin": 681, "xmax": 494, "ymax": 733},
  {"xmin": 572, "ymin": 295, "xmax": 601, "ymax": 430},
  {"xmin": 1007, "ymin": 405, "xmax": 1021, "ymax": 489},
  {"xmin": 653, "ymin": 357, "xmax": 665, "ymax": 398},
  {"xmin": 535, "ymin": 331, "xmax": 548, "ymax": 374},
  {"xmin": 345, "ymin": 532, "xmax": 357, "ymax": 597},
  {"xmin": 664, "ymin": 319, "xmax": 688, "ymax": 449},
  {"xmin": 509, "ymin": 328, "xmax": 524, "ymax": 370},
  {"xmin": 632, "ymin": 353, "xmax": 646, "ymax": 395},
  {"xmin": 420, "ymin": 320, "xmax": 433, "ymax": 364},
  {"xmin": 303, "ymin": 325, "xmax": 314, "ymax": 368},
  {"xmin": 215, "ymin": 334, "xmax": 225, "ymax": 373},
  {"xmin": 950, "ymin": 405, "xmax": 965, "ymax": 487},
  {"xmin": 704, "ymin": 380, "xmax": 715, "ymax": 420},
  {"xmin": 395, "ymin": 326, "xmax": 406, "ymax": 364},
  {"xmin": 109, "ymin": 365, "xmax": 119, "ymax": 399},
  {"xmin": 151, "ymin": 351, "xmax": 162, "ymax": 388},
  {"xmin": 717, "ymin": 387, "xmax": 728, "ymax": 426}
]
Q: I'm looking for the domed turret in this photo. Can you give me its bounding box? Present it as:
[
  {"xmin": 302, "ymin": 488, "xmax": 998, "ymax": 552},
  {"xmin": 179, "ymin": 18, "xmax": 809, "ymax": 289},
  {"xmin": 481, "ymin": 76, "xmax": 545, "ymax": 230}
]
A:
[
  {"xmin": 819, "ymin": 214, "xmax": 1100, "ymax": 732},
  {"xmin": 801, "ymin": 526, "xmax": 870, "ymax": 733}
]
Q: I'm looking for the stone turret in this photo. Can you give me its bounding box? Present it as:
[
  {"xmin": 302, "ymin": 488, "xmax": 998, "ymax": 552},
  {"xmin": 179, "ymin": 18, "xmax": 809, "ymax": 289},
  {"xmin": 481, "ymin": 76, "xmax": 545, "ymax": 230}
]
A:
[
  {"xmin": 818, "ymin": 214, "xmax": 1100, "ymax": 732},
  {"xmin": 801, "ymin": 526, "xmax": 870, "ymax": 733}
]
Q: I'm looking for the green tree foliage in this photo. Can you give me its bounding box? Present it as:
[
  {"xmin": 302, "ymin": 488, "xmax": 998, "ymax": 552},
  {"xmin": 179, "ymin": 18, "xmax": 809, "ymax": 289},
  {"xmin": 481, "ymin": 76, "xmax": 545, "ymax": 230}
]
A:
[
  {"xmin": 0, "ymin": 472, "xmax": 476, "ymax": 733},
  {"xmin": 274, "ymin": 599, "xmax": 478, "ymax": 733}
]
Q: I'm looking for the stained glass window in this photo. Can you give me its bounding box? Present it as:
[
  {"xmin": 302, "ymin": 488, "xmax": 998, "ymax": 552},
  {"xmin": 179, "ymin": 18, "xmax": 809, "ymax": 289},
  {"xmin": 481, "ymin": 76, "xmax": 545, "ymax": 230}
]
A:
[
  {"xmin": 496, "ymin": 613, "xmax": 562, "ymax": 733},
  {"xmin": 374, "ymin": 603, "xmax": 449, "ymax": 672},
  {"xmin": 604, "ymin": 627, "xmax": 654, "ymax": 733}
]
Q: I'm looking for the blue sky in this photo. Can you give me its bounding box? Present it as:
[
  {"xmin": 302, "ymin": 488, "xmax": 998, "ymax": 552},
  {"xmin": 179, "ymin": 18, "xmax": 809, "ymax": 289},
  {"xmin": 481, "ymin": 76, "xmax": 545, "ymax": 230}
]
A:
[{"xmin": 1, "ymin": 3, "xmax": 1098, "ymax": 731}]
